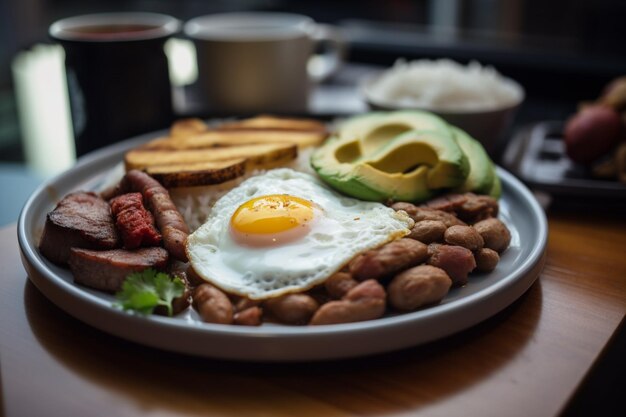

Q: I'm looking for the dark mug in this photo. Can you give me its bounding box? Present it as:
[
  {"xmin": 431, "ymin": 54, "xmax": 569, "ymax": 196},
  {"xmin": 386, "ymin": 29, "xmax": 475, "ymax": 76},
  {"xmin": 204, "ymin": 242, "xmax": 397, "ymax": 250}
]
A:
[{"xmin": 49, "ymin": 12, "xmax": 180, "ymax": 156}]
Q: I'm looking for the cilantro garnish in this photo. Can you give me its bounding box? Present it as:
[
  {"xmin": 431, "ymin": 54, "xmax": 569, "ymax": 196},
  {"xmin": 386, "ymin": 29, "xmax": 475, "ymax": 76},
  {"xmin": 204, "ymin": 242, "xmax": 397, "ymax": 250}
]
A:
[{"xmin": 115, "ymin": 268, "xmax": 185, "ymax": 316}]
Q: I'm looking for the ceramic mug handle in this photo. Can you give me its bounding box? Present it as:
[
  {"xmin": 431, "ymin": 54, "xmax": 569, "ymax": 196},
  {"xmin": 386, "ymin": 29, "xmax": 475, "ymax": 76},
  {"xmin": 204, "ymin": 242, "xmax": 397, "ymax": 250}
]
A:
[{"xmin": 307, "ymin": 23, "xmax": 346, "ymax": 82}]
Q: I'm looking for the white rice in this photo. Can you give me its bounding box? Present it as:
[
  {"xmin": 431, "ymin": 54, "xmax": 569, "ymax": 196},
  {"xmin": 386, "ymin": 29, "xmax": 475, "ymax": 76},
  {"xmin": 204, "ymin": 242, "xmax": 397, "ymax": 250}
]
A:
[
  {"xmin": 170, "ymin": 147, "xmax": 316, "ymax": 231},
  {"xmin": 366, "ymin": 58, "xmax": 522, "ymax": 111}
]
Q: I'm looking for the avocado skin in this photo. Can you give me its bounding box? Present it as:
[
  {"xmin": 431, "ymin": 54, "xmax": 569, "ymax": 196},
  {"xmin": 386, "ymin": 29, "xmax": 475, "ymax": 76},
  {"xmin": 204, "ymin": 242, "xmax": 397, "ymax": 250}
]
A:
[{"xmin": 451, "ymin": 127, "xmax": 497, "ymax": 195}]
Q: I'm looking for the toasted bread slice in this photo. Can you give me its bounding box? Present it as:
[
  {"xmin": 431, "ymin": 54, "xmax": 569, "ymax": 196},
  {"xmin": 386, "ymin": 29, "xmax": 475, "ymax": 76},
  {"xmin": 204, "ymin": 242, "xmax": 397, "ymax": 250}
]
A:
[
  {"xmin": 217, "ymin": 115, "xmax": 327, "ymax": 132},
  {"xmin": 170, "ymin": 118, "xmax": 209, "ymax": 138},
  {"xmin": 145, "ymin": 159, "xmax": 246, "ymax": 188},
  {"xmin": 142, "ymin": 130, "xmax": 326, "ymax": 150},
  {"xmin": 125, "ymin": 143, "xmax": 297, "ymax": 171}
]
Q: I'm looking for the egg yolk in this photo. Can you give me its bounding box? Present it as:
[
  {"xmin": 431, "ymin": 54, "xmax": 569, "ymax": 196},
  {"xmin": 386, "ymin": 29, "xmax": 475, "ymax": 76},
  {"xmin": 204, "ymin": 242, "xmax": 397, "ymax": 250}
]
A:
[{"xmin": 230, "ymin": 194, "xmax": 315, "ymax": 246}]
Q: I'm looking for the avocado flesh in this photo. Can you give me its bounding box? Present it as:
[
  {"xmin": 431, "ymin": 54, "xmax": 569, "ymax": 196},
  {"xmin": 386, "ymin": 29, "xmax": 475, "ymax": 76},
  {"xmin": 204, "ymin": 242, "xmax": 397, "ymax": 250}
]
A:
[
  {"xmin": 451, "ymin": 127, "xmax": 496, "ymax": 194},
  {"xmin": 366, "ymin": 130, "xmax": 469, "ymax": 189},
  {"xmin": 339, "ymin": 110, "xmax": 452, "ymax": 145}
]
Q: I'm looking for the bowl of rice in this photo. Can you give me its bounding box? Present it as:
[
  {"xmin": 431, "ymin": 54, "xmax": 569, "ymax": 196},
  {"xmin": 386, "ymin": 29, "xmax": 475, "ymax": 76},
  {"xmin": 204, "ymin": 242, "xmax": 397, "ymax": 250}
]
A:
[{"xmin": 361, "ymin": 59, "xmax": 525, "ymax": 154}]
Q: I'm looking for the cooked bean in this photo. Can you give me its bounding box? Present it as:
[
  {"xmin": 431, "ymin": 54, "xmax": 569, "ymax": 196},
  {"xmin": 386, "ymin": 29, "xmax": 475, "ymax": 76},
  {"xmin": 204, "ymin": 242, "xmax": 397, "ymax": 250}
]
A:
[
  {"xmin": 474, "ymin": 248, "xmax": 500, "ymax": 272},
  {"xmin": 264, "ymin": 294, "xmax": 319, "ymax": 325},
  {"xmin": 349, "ymin": 238, "xmax": 428, "ymax": 281},
  {"xmin": 408, "ymin": 220, "xmax": 447, "ymax": 243},
  {"xmin": 426, "ymin": 193, "xmax": 499, "ymax": 223},
  {"xmin": 428, "ymin": 243, "xmax": 442, "ymax": 258},
  {"xmin": 391, "ymin": 203, "xmax": 466, "ymax": 227},
  {"xmin": 310, "ymin": 280, "xmax": 386, "ymax": 325},
  {"xmin": 193, "ymin": 284, "xmax": 234, "ymax": 324},
  {"xmin": 427, "ymin": 245, "xmax": 476, "ymax": 286},
  {"xmin": 473, "ymin": 218, "xmax": 511, "ymax": 253},
  {"xmin": 324, "ymin": 271, "xmax": 358, "ymax": 299},
  {"xmin": 388, "ymin": 265, "xmax": 452, "ymax": 311},
  {"xmin": 444, "ymin": 225, "xmax": 484, "ymax": 251},
  {"xmin": 234, "ymin": 297, "xmax": 261, "ymax": 312},
  {"xmin": 234, "ymin": 306, "xmax": 263, "ymax": 326}
]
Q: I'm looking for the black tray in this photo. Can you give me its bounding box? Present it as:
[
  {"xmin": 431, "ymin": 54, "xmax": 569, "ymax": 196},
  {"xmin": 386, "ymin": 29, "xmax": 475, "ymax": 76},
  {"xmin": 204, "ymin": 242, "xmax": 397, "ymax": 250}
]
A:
[{"xmin": 502, "ymin": 121, "xmax": 626, "ymax": 200}]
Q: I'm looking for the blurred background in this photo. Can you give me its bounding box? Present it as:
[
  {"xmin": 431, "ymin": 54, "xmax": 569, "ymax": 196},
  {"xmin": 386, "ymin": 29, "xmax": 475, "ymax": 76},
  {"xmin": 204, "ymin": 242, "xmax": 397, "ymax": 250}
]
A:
[{"xmin": 1, "ymin": 0, "xmax": 625, "ymax": 223}]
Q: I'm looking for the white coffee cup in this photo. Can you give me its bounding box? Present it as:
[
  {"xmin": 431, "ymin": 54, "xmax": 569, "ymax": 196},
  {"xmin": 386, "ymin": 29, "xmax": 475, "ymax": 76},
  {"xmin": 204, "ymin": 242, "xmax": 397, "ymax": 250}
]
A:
[{"xmin": 184, "ymin": 12, "xmax": 345, "ymax": 113}]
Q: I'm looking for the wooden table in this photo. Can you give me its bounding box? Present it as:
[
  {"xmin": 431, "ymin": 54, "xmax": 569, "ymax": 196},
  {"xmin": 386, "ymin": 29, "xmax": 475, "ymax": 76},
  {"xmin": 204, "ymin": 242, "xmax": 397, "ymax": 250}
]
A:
[{"xmin": 1, "ymin": 205, "xmax": 625, "ymax": 417}]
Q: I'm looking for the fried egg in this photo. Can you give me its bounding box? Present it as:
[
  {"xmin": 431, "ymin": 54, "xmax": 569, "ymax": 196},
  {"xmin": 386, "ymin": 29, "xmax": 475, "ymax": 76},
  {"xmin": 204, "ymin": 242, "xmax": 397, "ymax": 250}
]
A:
[{"xmin": 186, "ymin": 169, "xmax": 413, "ymax": 299}]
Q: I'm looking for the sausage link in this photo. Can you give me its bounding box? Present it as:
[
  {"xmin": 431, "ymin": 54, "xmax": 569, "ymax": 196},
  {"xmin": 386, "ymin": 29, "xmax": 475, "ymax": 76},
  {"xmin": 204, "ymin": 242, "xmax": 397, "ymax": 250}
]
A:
[
  {"xmin": 388, "ymin": 265, "xmax": 452, "ymax": 311},
  {"xmin": 349, "ymin": 238, "xmax": 428, "ymax": 281},
  {"xmin": 193, "ymin": 284, "xmax": 234, "ymax": 324},
  {"xmin": 310, "ymin": 280, "xmax": 386, "ymax": 325},
  {"xmin": 121, "ymin": 170, "xmax": 189, "ymax": 262}
]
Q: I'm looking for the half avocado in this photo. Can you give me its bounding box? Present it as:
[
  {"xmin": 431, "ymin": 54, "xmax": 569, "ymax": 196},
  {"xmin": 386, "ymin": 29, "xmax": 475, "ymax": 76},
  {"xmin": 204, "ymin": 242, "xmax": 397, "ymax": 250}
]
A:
[{"xmin": 311, "ymin": 129, "xmax": 469, "ymax": 203}]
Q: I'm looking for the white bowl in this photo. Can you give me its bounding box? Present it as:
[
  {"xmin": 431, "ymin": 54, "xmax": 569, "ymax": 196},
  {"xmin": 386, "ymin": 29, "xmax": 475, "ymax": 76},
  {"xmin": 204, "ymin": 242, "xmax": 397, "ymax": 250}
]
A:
[{"xmin": 361, "ymin": 74, "xmax": 525, "ymax": 155}]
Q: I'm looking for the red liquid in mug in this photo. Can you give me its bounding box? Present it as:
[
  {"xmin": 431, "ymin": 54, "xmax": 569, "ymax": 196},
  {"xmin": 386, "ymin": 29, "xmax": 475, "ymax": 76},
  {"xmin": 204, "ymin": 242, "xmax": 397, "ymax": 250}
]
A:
[{"xmin": 63, "ymin": 24, "xmax": 163, "ymax": 40}]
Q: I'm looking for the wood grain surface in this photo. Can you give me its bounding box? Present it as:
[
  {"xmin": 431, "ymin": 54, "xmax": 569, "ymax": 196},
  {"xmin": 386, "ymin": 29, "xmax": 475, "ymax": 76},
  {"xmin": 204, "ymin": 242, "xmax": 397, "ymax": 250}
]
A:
[{"xmin": 1, "ymin": 207, "xmax": 625, "ymax": 417}]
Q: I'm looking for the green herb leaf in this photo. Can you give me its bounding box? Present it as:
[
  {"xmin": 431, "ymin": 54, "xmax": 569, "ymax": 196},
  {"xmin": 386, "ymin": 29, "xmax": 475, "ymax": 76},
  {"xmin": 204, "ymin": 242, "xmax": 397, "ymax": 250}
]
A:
[{"xmin": 115, "ymin": 268, "xmax": 185, "ymax": 316}]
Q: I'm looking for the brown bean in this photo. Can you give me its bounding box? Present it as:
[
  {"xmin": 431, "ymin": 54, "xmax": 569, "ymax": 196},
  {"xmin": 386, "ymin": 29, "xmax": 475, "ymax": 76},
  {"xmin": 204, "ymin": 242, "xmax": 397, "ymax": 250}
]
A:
[
  {"xmin": 234, "ymin": 297, "xmax": 261, "ymax": 312},
  {"xmin": 474, "ymin": 248, "xmax": 500, "ymax": 272},
  {"xmin": 408, "ymin": 220, "xmax": 447, "ymax": 243},
  {"xmin": 344, "ymin": 279, "xmax": 386, "ymax": 301},
  {"xmin": 193, "ymin": 284, "xmax": 234, "ymax": 324},
  {"xmin": 427, "ymin": 245, "xmax": 476, "ymax": 286},
  {"xmin": 388, "ymin": 265, "xmax": 452, "ymax": 311},
  {"xmin": 349, "ymin": 238, "xmax": 428, "ymax": 281},
  {"xmin": 324, "ymin": 272, "xmax": 358, "ymax": 299},
  {"xmin": 391, "ymin": 203, "xmax": 466, "ymax": 227},
  {"xmin": 473, "ymin": 218, "xmax": 511, "ymax": 253},
  {"xmin": 444, "ymin": 225, "xmax": 484, "ymax": 251},
  {"xmin": 310, "ymin": 280, "xmax": 386, "ymax": 325},
  {"xmin": 264, "ymin": 294, "xmax": 319, "ymax": 325},
  {"xmin": 233, "ymin": 306, "xmax": 263, "ymax": 326}
]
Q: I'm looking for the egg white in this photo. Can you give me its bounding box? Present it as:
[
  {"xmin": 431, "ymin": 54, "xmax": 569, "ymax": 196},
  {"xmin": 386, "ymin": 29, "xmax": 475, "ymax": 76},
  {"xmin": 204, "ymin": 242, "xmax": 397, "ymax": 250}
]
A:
[{"xmin": 186, "ymin": 168, "xmax": 413, "ymax": 300}]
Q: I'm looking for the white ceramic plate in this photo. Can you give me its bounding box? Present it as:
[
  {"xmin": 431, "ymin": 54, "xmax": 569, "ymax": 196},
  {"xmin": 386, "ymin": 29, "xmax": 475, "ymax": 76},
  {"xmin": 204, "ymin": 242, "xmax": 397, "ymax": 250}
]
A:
[{"xmin": 18, "ymin": 129, "xmax": 548, "ymax": 362}]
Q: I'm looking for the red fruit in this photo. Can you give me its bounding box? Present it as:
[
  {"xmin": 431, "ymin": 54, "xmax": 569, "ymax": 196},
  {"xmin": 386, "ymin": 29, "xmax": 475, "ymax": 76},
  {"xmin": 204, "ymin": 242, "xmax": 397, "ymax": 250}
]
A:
[{"xmin": 563, "ymin": 105, "xmax": 622, "ymax": 165}]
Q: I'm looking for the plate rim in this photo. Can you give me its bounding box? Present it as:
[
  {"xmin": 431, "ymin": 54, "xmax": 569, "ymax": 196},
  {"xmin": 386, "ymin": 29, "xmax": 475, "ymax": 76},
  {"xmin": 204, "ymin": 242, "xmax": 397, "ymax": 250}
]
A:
[{"xmin": 17, "ymin": 130, "xmax": 548, "ymax": 361}]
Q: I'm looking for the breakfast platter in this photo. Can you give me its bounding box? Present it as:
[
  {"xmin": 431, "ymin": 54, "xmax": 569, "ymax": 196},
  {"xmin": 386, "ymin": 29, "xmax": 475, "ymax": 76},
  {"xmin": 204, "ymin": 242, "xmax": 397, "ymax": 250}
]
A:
[{"xmin": 18, "ymin": 115, "xmax": 547, "ymax": 361}]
